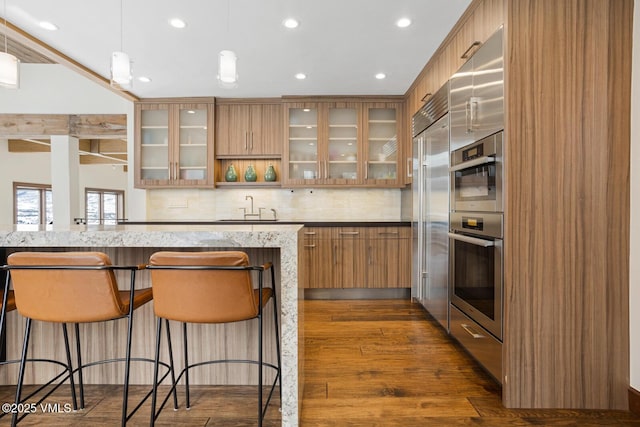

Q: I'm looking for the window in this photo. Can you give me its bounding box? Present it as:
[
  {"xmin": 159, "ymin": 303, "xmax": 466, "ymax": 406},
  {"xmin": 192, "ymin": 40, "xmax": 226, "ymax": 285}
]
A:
[
  {"xmin": 14, "ymin": 183, "xmax": 53, "ymax": 225},
  {"xmin": 85, "ymin": 188, "xmax": 125, "ymax": 225}
]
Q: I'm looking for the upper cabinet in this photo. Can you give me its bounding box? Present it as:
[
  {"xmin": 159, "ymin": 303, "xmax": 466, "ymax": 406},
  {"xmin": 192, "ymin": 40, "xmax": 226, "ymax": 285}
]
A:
[
  {"xmin": 134, "ymin": 98, "xmax": 215, "ymax": 188},
  {"xmin": 449, "ymin": 27, "xmax": 503, "ymax": 151},
  {"xmin": 363, "ymin": 102, "xmax": 402, "ymax": 185},
  {"xmin": 215, "ymin": 100, "xmax": 282, "ymax": 157},
  {"xmin": 283, "ymin": 98, "xmax": 403, "ymax": 188}
]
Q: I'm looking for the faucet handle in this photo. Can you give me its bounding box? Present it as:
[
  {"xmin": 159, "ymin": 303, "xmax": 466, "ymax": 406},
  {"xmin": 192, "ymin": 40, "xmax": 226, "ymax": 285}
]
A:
[
  {"xmin": 258, "ymin": 207, "xmax": 266, "ymax": 219},
  {"xmin": 239, "ymin": 207, "xmax": 247, "ymax": 218},
  {"xmin": 270, "ymin": 208, "xmax": 277, "ymax": 220}
]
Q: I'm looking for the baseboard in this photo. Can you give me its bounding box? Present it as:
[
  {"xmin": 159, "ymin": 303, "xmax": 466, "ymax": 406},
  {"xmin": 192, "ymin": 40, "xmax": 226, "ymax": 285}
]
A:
[
  {"xmin": 630, "ymin": 386, "xmax": 640, "ymax": 416},
  {"xmin": 304, "ymin": 288, "xmax": 410, "ymax": 300}
]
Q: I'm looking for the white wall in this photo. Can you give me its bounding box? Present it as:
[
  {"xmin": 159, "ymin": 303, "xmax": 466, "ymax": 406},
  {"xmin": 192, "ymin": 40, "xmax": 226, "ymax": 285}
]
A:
[
  {"xmin": 0, "ymin": 63, "xmax": 144, "ymax": 222},
  {"xmin": 630, "ymin": 0, "xmax": 640, "ymax": 394}
]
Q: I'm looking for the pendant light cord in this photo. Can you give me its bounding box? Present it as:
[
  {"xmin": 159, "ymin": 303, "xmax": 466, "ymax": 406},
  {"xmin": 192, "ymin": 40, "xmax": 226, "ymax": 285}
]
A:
[
  {"xmin": 3, "ymin": 0, "xmax": 8, "ymax": 54},
  {"xmin": 119, "ymin": 0, "xmax": 123, "ymax": 51}
]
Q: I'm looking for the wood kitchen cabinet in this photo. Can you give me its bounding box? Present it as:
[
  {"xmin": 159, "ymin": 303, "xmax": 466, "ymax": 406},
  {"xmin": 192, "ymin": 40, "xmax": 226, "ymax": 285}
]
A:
[
  {"xmin": 363, "ymin": 102, "xmax": 403, "ymax": 186},
  {"xmin": 366, "ymin": 227, "xmax": 411, "ymax": 288},
  {"xmin": 332, "ymin": 227, "xmax": 367, "ymax": 288},
  {"xmin": 301, "ymin": 226, "xmax": 411, "ymax": 289},
  {"xmin": 301, "ymin": 227, "xmax": 336, "ymax": 289},
  {"xmin": 404, "ymin": 0, "xmax": 631, "ymax": 412},
  {"xmin": 283, "ymin": 98, "xmax": 404, "ymax": 188},
  {"xmin": 134, "ymin": 98, "xmax": 215, "ymax": 188},
  {"xmin": 215, "ymin": 99, "xmax": 282, "ymax": 157}
]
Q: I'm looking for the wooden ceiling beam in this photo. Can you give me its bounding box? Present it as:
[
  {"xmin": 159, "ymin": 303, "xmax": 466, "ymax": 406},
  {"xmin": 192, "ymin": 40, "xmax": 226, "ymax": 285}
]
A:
[
  {"xmin": 8, "ymin": 139, "xmax": 50, "ymax": 152},
  {"xmin": 0, "ymin": 114, "xmax": 127, "ymax": 139},
  {"xmin": 79, "ymin": 153, "xmax": 127, "ymax": 165},
  {"xmin": 0, "ymin": 20, "xmax": 138, "ymax": 102}
]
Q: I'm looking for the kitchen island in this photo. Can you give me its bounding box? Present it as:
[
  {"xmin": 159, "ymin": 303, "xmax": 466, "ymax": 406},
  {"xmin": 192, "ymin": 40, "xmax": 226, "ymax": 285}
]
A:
[{"xmin": 0, "ymin": 223, "xmax": 304, "ymax": 427}]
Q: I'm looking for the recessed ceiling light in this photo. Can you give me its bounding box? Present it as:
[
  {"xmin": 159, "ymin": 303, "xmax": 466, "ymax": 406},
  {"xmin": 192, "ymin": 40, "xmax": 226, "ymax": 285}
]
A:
[
  {"xmin": 283, "ymin": 18, "xmax": 299, "ymax": 29},
  {"xmin": 396, "ymin": 18, "xmax": 411, "ymax": 28},
  {"xmin": 169, "ymin": 18, "xmax": 187, "ymax": 29},
  {"xmin": 295, "ymin": 73, "xmax": 307, "ymax": 80},
  {"xmin": 138, "ymin": 76, "xmax": 152, "ymax": 83},
  {"xmin": 375, "ymin": 73, "xmax": 386, "ymax": 80},
  {"xmin": 39, "ymin": 21, "xmax": 58, "ymax": 31}
]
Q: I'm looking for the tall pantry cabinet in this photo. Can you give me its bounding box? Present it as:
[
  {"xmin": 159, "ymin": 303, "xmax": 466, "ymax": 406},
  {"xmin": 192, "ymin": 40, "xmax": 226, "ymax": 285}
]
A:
[{"xmin": 405, "ymin": 0, "xmax": 631, "ymax": 412}]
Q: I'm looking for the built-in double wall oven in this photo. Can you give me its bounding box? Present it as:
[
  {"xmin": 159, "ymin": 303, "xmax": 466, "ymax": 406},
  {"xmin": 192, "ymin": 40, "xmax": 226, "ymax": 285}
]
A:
[{"xmin": 449, "ymin": 132, "xmax": 503, "ymax": 340}]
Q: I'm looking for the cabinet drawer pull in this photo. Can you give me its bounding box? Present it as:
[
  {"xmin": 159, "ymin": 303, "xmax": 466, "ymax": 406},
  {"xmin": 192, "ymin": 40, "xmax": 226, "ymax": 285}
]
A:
[
  {"xmin": 407, "ymin": 157, "xmax": 413, "ymax": 178},
  {"xmin": 244, "ymin": 131, "xmax": 248, "ymax": 150},
  {"xmin": 304, "ymin": 244, "xmax": 316, "ymax": 248},
  {"xmin": 339, "ymin": 231, "xmax": 360, "ymax": 235},
  {"xmin": 461, "ymin": 323, "xmax": 485, "ymax": 339},
  {"xmin": 378, "ymin": 231, "xmax": 399, "ymax": 235},
  {"xmin": 332, "ymin": 246, "xmax": 337, "ymax": 265},
  {"xmin": 461, "ymin": 41, "xmax": 481, "ymax": 59},
  {"xmin": 368, "ymin": 246, "xmax": 372, "ymax": 265},
  {"xmin": 304, "ymin": 231, "xmax": 317, "ymax": 235}
]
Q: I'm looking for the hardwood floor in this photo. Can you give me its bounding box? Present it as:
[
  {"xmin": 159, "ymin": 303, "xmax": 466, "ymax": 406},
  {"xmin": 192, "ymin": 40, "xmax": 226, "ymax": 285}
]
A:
[
  {"xmin": 0, "ymin": 299, "xmax": 638, "ymax": 426},
  {"xmin": 301, "ymin": 299, "xmax": 640, "ymax": 426}
]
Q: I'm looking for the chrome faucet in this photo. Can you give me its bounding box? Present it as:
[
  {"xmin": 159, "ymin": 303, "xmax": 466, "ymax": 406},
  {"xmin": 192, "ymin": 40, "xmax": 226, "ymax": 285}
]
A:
[
  {"xmin": 245, "ymin": 195, "xmax": 254, "ymax": 213},
  {"xmin": 242, "ymin": 195, "xmax": 260, "ymax": 220}
]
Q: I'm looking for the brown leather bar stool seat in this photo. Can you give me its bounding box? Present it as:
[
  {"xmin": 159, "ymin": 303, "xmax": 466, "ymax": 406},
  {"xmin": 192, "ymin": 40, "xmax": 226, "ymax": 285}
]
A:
[
  {"xmin": 5, "ymin": 251, "xmax": 167, "ymax": 426},
  {"xmin": 147, "ymin": 251, "xmax": 281, "ymax": 427}
]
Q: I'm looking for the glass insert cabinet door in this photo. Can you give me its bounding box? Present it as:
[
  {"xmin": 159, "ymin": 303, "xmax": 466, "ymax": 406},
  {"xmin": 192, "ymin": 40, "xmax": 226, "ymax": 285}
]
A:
[
  {"xmin": 178, "ymin": 106, "xmax": 208, "ymax": 181},
  {"xmin": 288, "ymin": 107, "xmax": 319, "ymax": 180},
  {"xmin": 140, "ymin": 105, "xmax": 170, "ymax": 181},
  {"xmin": 366, "ymin": 107, "xmax": 398, "ymax": 182},
  {"xmin": 327, "ymin": 106, "xmax": 358, "ymax": 181}
]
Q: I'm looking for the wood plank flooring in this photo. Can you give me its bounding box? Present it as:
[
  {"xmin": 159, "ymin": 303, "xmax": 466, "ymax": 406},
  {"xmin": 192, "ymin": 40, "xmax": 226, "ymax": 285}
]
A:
[
  {"xmin": 0, "ymin": 299, "xmax": 638, "ymax": 426},
  {"xmin": 301, "ymin": 300, "xmax": 640, "ymax": 426}
]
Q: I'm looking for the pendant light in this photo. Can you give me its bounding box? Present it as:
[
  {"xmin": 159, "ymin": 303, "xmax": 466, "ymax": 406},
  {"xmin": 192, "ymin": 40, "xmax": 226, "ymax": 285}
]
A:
[
  {"xmin": 110, "ymin": 0, "xmax": 132, "ymax": 89},
  {"xmin": 0, "ymin": 0, "xmax": 19, "ymax": 89},
  {"xmin": 217, "ymin": 50, "xmax": 237, "ymax": 88},
  {"xmin": 217, "ymin": 0, "xmax": 237, "ymax": 88}
]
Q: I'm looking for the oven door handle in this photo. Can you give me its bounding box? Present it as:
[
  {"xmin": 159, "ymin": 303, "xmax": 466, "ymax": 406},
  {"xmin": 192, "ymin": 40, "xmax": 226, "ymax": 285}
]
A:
[
  {"xmin": 448, "ymin": 232, "xmax": 494, "ymax": 247},
  {"xmin": 449, "ymin": 156, "xmax": 495, "ymax": 172}
]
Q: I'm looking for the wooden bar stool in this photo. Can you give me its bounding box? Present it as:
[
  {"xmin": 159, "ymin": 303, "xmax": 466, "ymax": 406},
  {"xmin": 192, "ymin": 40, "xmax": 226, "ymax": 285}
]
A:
[
  {"xmin": 5, "ymin": 251, "xmax": 175, "ymax": 426},
  {"xmin": 147, "ymin": 251, "xmax": 281, "ymax": 427}
]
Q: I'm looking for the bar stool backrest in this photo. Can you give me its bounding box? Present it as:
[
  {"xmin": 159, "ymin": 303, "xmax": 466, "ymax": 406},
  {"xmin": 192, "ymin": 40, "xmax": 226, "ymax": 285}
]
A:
[
  {"xmin": 7, "ymin": 251, "xmax": 125, "ymax": 323},
  {"xmin": 149, "ymin": 251, "xmax": 258, "ymax": 324}
]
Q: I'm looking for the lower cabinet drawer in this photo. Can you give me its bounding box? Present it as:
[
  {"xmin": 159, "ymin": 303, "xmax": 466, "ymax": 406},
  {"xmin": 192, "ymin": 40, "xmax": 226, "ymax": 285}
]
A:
[{"xmin": 449, "ymin": 304, "xmax": 502, "ymax": 383}]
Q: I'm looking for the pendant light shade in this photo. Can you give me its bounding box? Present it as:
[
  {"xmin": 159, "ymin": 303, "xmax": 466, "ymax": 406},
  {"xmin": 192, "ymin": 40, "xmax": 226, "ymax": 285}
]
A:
[
  {"xmin": 0, "ymin": 51, "xmax": 19, "ymax": 89},
  {"xmin": 217, "ymin": 50, "xmax": 237, "ymax": 88},
  {"xmin": 110, "ymin": 51, "xmax": 132, "ymax": 89}
]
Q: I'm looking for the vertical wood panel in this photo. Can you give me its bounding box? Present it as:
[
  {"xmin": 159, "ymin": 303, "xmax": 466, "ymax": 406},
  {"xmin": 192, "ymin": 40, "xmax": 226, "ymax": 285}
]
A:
[{"xmin": 503, "ymin": 0, "xmax": 631, "ymax": 410}]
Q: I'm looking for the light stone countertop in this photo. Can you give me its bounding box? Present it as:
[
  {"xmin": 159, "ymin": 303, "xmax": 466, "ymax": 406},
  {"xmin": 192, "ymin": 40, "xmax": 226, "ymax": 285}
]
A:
[{"xmin": 0, "ymin": 223, "xmax": 303, "ymax": 427}]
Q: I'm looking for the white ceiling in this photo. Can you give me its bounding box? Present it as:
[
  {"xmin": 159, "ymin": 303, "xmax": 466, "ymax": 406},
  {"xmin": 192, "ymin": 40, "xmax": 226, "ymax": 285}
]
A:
[{"xmin": 2, "ymin": 0, "xmax": 471, "ymax": 99}]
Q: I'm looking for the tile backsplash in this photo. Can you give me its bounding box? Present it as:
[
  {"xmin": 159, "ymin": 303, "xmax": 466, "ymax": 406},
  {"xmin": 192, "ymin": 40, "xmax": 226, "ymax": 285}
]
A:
[{"xmin": 146, "ymin": 188, "xmax": 403, "ymax": 221}]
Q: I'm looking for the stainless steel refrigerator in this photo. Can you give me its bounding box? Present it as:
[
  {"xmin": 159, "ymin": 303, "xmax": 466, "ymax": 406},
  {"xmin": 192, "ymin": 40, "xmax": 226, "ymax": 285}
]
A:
[{"xmin": 412, "ymin": 83, "xmax": 450, "ymax": 331}]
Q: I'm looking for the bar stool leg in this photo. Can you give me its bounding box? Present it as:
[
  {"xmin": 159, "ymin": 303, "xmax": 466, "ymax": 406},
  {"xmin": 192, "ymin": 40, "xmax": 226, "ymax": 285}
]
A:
[
  {"xmin": 164, "ymin": 319, "xmax": 178, "ymax": 410},
  {"xmin": 150, "ymin": 317, "xmax": 162, "ymax": 426},
  {"xmin": 121, "ymin": 312, "xmax": 134, "ymax": 426},
  {"xmin": 74, "ymin": 323, "xmax": 85, "ymax": 409},
  {"xmin": 258, "ymin": 311, "xmax": 263, "ymax": 427},
  {"xmin": 270, "ymin": 267, "xmax": 282, "ymax": 405},
  {"xmin": 12, "ymin": 318, "xmax": 32, "ymax": 426},
  {"xmin": 61, "ymin": 323, "xmax": 78, "ymax": 410},
  {"xmin": 183, "ymin": 322, "xmax": 190, "ymax": 409}
]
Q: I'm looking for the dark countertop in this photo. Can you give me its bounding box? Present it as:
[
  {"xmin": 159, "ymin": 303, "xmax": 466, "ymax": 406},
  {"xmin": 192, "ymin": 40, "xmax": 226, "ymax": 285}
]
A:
[{"xmin": 119, "ymin": 220, "xmax": 411, "ymax": 227}]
